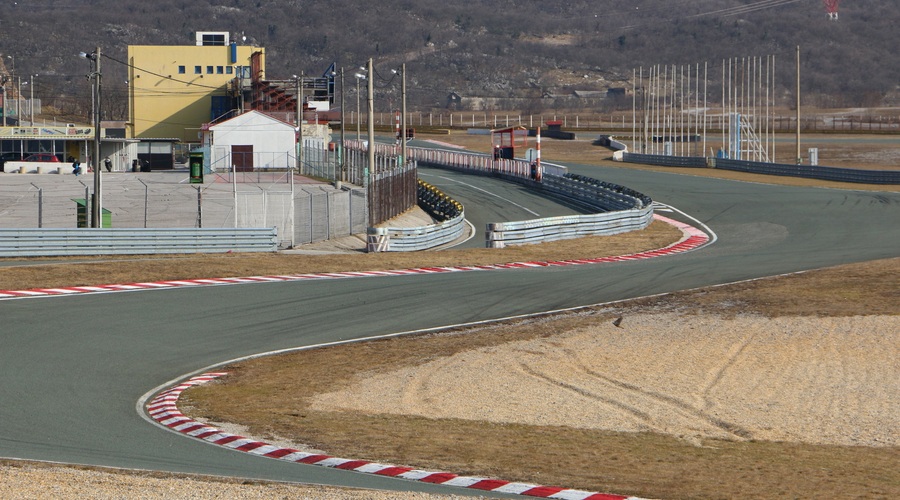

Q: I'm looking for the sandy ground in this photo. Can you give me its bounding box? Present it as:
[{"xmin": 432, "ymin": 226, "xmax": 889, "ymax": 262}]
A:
[
  {"xmin": 0, "ymin": 464, "xmax": 474, "ymax": 500},
  {"xmin": 311, "ymin": 313, "xmax": 899, "ymax": 449}
]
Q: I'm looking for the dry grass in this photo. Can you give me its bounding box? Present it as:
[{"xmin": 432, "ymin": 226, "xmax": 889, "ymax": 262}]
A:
[
  {"xmin": 183, "ymin": 257, "xmax": 900, "ymax": 500},
  {"xmin": 0, "ymin": 220, "xmax": 679, "ymax": 291}
]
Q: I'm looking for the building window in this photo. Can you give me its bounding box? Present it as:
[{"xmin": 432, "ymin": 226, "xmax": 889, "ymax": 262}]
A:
[
  {"xmin": 216, "ymin": 66, "xmax": 224, "ymax": 74},
  {"xmin": 206, "ymin": 66, "xmax": 213, "ymax": 74},
  {"xmin": 226, "ymin": 66, "xmax": 233, "ymax": 75},
  {"xmin": 200, "ymin": 33, "xmax": 227, "ymax": 46},
  {"xmin": 194, "ymin": 66, "xmax": 201, "ymax": 74},
  {"xmin": 178, "ymin": 65, "xmax": 186, "ymax": 74}
]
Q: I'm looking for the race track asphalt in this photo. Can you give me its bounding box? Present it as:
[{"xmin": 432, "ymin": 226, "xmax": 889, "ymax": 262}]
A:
[{"xmin": 1, "ymin": 162, "xmax": 898, "ymax": 496}]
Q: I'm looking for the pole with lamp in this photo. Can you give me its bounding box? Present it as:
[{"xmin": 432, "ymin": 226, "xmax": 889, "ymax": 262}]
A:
[
  {"xmin": 17, "ymin": 76, "xmax": 22, "ymax": 128},
  {"xmin": 390, "ymin": 64, "xmax": 407, "ymax": 165},
  {"xmin": 397, "ymin": 63, "xmax": 407, "ymax": 168},
  {"xmin": 354, "ymin": 71, "xmax": 365, "ymax": 142},
  {"xmin": 339, "ymin": 66, "xmax": 346, "ymax": 182},
  {"xmin": 29, "ymin": 74, "xmax": 37, "ymax": 126},
  {"xmin": 80, "ymin": 48, "xmax": 102, "ymax": 228},
  {"xmin": 366, "ymin": 58, "xmax": 374, "ymax": 191},
  {"xmin": 294, "ymin": 72, "xmax": 304, "ymax": 174}
]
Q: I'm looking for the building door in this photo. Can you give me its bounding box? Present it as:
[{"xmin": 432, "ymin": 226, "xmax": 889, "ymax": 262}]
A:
[{"xmin": 232, "ymin": 145, "xmax": 253, "ymax": 172}]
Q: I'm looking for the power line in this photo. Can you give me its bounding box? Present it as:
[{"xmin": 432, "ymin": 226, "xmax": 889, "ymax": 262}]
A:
[{"xmin": 101, "ymin": 53, "xmax": 231, "ymax": 91}]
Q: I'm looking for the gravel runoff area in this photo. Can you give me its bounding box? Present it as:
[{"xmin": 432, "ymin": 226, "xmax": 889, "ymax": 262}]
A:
[{"xmin": 311, "ymin": 313, "xmax": 898, "ymax": 449}]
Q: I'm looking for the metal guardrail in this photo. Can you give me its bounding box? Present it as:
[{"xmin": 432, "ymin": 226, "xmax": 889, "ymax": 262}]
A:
[
  {"xmin": 409, "ymin": 146, "xmax": 568, "ymax": 181},
  {"xmin": 486, "ymin": 206, "xmax": 653, "ymax": 248},
  {"xmin": 621, "ymin": 153, "xmax": 900, "ymax": 184},
  {"xmin": 621, "ymin": 153, "xmax": 709, "ymax": 168},
  {"xmin": 366, "ymin": 180, "xmax": 465, "ymax": 252},
  {"xmin": 541, "ymin": 173, "xmax": 650, "ymax": 212},
  {"xmin": 406, "ymin": 147, "xmax": 655, "ymax": 249},
  {"xmin": 366, "ymin": 214, "xmax": 465, "ymax": 252},
  {"xmin": 0, "ymin": 228, "xmax": 278, "ymax": 257},
  {"xmin": 485, "ymin": 173, "xmax": 653, "ymax": 248}
]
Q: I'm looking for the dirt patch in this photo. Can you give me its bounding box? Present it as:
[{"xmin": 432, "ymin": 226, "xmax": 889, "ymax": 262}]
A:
[{"xmin": 182, "ymin": 257, "xmax": 900, "ymax": 500}]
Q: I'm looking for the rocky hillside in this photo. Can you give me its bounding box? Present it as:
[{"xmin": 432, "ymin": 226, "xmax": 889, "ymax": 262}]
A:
[{"xmin": 1, "ymin": 0, "xmax": 897, "ymax": 119}]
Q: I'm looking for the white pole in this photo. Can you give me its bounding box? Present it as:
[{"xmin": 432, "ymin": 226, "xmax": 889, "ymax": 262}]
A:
[{"xmin": 632, "ymin": 67, "xmax": 636, "ymax": 153}]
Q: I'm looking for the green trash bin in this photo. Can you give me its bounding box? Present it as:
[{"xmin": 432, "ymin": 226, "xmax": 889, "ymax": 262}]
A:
[
  {"xmin": 189, "ymin": 151, "xmax": 204, "ymax": 184},
  {"xmin": 73, "ymin": 198, "xmax": 111, "ymax": 228}
]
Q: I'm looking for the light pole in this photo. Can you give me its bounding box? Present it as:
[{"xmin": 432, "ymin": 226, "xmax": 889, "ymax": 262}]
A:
[
  {"xmin": 367, "ymin": 58, "xmax": 374, "ymax": 190},
  {"xmin": 298, "ymin": 72, "xmax": 303, "ymax": 173},
  {"xmin": 29, "ymin": 74, "xmax": 37, "ymax": 126},
  {"xmin": 17, "ymin": 76, "xmax": 21, "ymax": 127},
  {"xmin": 400, "ymin": 63, "xmax": 406, "ymax": 167},
  {"xmin": 354, "ymin": 72, "xmax": 365, "ymax": 141},
  {"xmin": 339, "ymin": 66, "xmax": 346, "ymax": 181},
  {"xmin": 392, "ymin": 65, "xmax": 407, "ymax": 166},
  {"xmin": 80, "ymin": 48, "xmax": 102, "ymax": 228}
]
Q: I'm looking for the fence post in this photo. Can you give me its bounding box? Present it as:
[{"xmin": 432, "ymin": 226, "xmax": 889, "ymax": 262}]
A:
[
  {"xmin": 30, "ymin": 183, "xmax": 43, "ymax": 228},
  {"xmin": 137, "ymin": 178, "xmax": 149, "ymax": 228},
  {"xmin": 196, "ymin": 185, "xmax": 202, "ymax": 228}
]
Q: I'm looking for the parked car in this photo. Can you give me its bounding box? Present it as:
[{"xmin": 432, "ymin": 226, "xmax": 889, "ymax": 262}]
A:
[{"xmin": 24, "ymin": 153, "xmax": 61, "ymax": 162}]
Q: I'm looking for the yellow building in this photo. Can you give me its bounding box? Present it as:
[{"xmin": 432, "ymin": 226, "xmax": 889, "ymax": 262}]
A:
[{"xmin": 127, "ymin": 32, "xmax": 265, "ymax": 141}]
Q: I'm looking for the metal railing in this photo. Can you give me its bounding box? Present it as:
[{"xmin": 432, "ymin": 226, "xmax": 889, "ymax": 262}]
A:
[
  {"xmin": 0, "ymin": 228, "xmax": 277, "ymax": 257},
  {"xmin": 366, "ymin": 180, "xmax": 464, "ymax": 252},
  {"xmin": 486, "ymin": 207, "xmax": 653, "ymax": 248},
  {"xmin": 485, "ymin": 173, "xmax": 653, "ymax": 248},
  {"xmin": 621, "ymin": 153, "xmax": 900, "ymax": 185}
]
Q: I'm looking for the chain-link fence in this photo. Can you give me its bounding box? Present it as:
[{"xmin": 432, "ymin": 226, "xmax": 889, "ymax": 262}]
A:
[{"xmin": 0, "ymin": 170, "xmax": 367, "ymax": 248}]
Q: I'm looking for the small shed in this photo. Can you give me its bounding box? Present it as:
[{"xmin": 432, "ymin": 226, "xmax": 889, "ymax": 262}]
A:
[
  {"xmin": 490, "ymin": 126, "xmax": 529, "ymax": 160},
  {"xmin": 203, "ymin": 110, "xmax": 295, "ymax": 171}
]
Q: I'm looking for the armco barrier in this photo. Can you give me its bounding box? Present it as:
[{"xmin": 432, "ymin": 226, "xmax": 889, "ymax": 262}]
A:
[
  {"xmin": 409, "ymin": 146, "xmax": 567, "ymax": 181},
  {"xmin": 621, "ymin": 153, "xmax": 900, "ymax": 184},
  {"xmin": 541, "ymin": 173, "xmax": 651, "ymax": 212},
  {"xmin": 409, "ymin": 146, "xmax": 655, "ymax": 249},
  {"xmin": 486, "ymin": 206, "xmax": 653, "ymax": 248},
  {"xmin": 367, "ymin": 214, "xmax": 465, "ymax": 252},
  {"xmin": 0, "ymin": 228, "xmax": 278, "ymax": 257},
  {"xmin": 486, "ymin": 173, "xmax": 653, "ymax": 248},
  {"xmin": 367, "ymin": 180, "xmax": 465, "ymax": 252}
]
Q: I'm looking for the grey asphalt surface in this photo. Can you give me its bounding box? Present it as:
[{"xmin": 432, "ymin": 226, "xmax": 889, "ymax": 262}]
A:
[
  {"xmin": 419, "ymin": 165, "xmax": 596, "ymax": 249},
  {"xmin": 1, "ymin": 161, "xmax": 899, "ymax": 496}
]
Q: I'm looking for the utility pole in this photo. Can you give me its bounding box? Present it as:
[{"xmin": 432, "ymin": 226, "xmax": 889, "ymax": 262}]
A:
[
  {"xmin": 297, "ymin": 72, "xmax": 304, "ymax": 173},
  {"xmin": 354, "ymin": 72, "xmax": 363, "ymax": 141},
  {"xmin": 339, "ymin": 66, "xmax": 346, "ymax": 182},
  {"xmin": 400, "ymin": 63, "xmax": 407, "ymax": 168},
  {"xmin": 366, "ymin": 58, "xmax": 374, "ymax": 187},
  {"xmin": 29, "ymin": 74, "xmax": 36, "ymax": 126},
  {"xmin": 17, "ymin": 76, "xmax": 22, "ymax": 129},
  {"xmin": 92, "ymin": 47, "xmax": 102, "ymax": 228},
  {"xmin": 796, "ymin": 45, "xmax": 801, "ymax": 165},
  {"xmin": 79, "ymin": 47, "xmax": 103, "ymax": 228}
]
